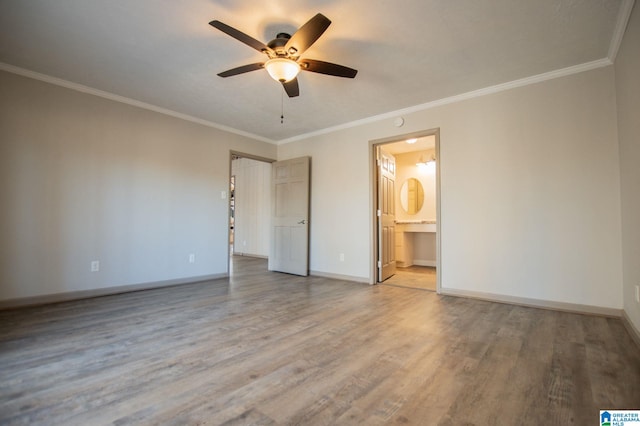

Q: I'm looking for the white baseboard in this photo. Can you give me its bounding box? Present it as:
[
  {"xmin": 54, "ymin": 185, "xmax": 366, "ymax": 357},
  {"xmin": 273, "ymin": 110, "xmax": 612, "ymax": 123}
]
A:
[
  {"xmin": 233, "ymin": 253, "xmax": 268, "ymax": 259},
  {"xmin": 413, "ymin": 260, "xmax": 436, "ymax": 267},
  {"xmin": 440, "ymin": 287, "xmax": 622, "ymax": 318},
  {"xmin": 622, "ymin": 311, "xmax": 640, "ymax": 349},
  {"xmin": 397, "ymin": 260, "xmax": 436, "ymax": 268},
  {"xmin": 310, "ymin": 270, "xmax": 369, "ymax": 284},
  {"xmin": 0, "ymin": 273, "xmax": 228, "ymax": 309}
]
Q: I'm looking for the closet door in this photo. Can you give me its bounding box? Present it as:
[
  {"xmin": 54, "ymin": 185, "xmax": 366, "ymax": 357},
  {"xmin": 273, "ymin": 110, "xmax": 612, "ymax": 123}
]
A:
[{"xmin": 268, "ymin": 157, "xmax": 310, "ymax": 276}]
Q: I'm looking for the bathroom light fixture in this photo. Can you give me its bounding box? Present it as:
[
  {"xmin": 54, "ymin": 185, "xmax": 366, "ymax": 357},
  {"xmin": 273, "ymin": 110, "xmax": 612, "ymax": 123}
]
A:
[
  {"xmin": 265, "ymin": 58, "xmax": 301, "ymax": 82},
  {"xmin": 416, "ymin": 154, "xmax": 436, "ymax": 169},
  {"xmin": 406, "ymin": 138, "xmax": 417, "ymax": 144}
]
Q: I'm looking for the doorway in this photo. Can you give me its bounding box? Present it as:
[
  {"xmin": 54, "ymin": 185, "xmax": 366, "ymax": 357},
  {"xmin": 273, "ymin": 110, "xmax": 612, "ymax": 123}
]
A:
[
  {"xmin": 371, "ymin": 129, "xmax": 441, "ymax": 292},
  {"xmin": 228, "ymin": 152, "xmax": 275, "ymax": 274}
]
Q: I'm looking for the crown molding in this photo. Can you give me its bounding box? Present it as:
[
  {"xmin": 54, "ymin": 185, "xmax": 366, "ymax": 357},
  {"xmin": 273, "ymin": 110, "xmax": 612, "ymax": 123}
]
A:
[
  {"xmin": 0, "ymin": 62, "xmax": 276, "ymax": 145},
  {"xmin": 277, "ymin": 58, "xmax": 613, "ymax": 145},
  {"xmin": 608, "ymin": 0, "xmax": 636, "ymax": 61},
  {"xmin": 0, "ymin": 56, "xmax": 615, "ymax": 147}
]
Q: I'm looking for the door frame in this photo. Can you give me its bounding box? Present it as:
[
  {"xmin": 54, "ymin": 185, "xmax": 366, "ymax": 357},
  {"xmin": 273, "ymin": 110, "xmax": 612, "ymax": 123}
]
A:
[
  {"xmin": 227, "ymin": 150, "xmax": 276, "ymax": 275},
  {"xmin": 369, "ymin": 128, "xmax": 442, "ymax": 292}
]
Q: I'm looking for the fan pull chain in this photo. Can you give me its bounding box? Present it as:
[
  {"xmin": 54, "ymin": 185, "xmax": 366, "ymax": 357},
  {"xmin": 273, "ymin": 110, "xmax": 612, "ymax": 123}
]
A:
[{"xmin": 280, "ymin": 92, "xmax": 284, "ymax": 124}]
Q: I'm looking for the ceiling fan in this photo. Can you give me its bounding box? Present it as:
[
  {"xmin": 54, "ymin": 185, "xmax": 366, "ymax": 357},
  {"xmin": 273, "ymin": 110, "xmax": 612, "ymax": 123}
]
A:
[{"xmin": 209, "ymin": 13, "xmax": 358, "ymax": 98}]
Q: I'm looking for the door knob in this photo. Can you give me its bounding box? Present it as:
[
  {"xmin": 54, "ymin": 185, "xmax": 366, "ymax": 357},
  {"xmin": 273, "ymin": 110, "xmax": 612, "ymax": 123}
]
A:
[{"xmin": 298, "ymin": 219, "xmax": 307, "ymax": 225}]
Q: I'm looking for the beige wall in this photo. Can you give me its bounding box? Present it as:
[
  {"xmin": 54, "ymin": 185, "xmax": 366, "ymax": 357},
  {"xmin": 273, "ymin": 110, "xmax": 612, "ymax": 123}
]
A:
[
  {"xmin": 0, "ymin": 70, "xmax": 276, "ymax": 302},
  {"xmin": 277, "ymin": 127, "xmax": 371, "ymax": 280},
  {"xmin": 615, "ymin": 3, "xmax": 640, "ymax": 332},
  {"xmin": 279, "ymin": 66, "xmax": 623, "ymax": 310}
]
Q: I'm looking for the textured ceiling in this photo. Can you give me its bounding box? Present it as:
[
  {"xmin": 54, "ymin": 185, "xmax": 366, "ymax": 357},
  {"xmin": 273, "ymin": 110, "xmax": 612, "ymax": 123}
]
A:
[{"xmin": 0, "ymin": 0, "xmax": 629, "ymax": 143}]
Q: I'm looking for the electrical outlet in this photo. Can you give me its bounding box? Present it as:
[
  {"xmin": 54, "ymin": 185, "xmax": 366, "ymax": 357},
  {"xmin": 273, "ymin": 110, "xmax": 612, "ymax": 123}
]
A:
[
  {"xmin": 339, "ymin": 253, "xmax": 345, "ymax": 262},
  {"xmin": 90, "ymin": 260, "xmax": 100, "ymax": 272},
  {"xmin": 189, "ymin": 254, "xmax": 195, "ymax": 264},
  {"xmin": 636, "ymin": 285, "xmax": 640, "ymax": 303}
]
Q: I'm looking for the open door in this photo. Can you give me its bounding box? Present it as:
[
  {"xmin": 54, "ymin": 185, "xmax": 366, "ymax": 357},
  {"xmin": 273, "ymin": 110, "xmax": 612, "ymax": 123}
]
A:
[
  {"xmin": 378, "ymin": 147, "xmax": 396, "ymax": 281},
  {"xmin": 268, "ymin": 156, "xmax": 310, "ymax": 276}
]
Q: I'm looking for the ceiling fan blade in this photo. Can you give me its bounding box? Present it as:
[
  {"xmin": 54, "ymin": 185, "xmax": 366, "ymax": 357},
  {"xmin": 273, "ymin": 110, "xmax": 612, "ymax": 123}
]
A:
[
  {"xmin": 284, "ymin": 13, "xmax": 331, "ymax": 56},
  {"xmin": 300, "ymin": 59, "xmax": 358, "ymax": 78},
  {"xmin": 282, "ymin": 78, "xmax": 300, "ymax": 97},
  {"xmin": 209, "ymin": 20, "xmax": 273, "ymax": 55},
  {"xmin": 217, "ymin": 63, "xmax": 264, "ymax": 77}
]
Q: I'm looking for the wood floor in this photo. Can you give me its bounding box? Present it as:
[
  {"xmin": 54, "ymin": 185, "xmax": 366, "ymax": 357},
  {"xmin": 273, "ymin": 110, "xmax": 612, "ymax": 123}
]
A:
[
  {"xmin": 383, "ymin": 266, "xmax": 437, "ymax": 291},
  {"xmin": 1, "ymin": 256, "xmax": 639, "ymax": 425}
]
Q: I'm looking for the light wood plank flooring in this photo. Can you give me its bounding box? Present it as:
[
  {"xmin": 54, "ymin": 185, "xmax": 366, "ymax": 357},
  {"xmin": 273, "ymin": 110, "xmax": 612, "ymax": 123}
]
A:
[{"xmin": 1, "ymin": 256, "xmax": 639, "ymax": 425}]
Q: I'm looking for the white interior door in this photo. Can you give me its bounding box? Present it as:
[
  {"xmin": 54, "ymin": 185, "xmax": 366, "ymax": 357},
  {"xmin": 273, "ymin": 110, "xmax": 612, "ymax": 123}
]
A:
[
  {"xmin": 268, "ymin": 156, "xmax": 310, "ymax": 276},
  {"xmin": 378, "ymin": 147, "xmax": 396, "ymax": 281}
]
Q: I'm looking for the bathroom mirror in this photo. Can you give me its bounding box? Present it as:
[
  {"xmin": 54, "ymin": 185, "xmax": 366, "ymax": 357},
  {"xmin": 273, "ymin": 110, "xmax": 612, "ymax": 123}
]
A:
[{"xmin": 400, "ymin": 178, "xmax": 424, "ymax": 214}]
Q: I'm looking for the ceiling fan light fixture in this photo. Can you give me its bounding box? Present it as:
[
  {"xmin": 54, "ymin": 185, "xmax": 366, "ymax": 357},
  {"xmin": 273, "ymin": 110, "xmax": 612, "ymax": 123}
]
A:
[{"xmin": 265, "ymin": 58, "xmax": 300, "ymax": 82}]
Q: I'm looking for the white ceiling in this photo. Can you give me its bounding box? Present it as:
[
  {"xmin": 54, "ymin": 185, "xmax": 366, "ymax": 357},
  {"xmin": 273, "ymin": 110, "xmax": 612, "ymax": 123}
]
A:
[{"xmin": 0, "ymin": 1, "xmax": 631, "ymax": 143}]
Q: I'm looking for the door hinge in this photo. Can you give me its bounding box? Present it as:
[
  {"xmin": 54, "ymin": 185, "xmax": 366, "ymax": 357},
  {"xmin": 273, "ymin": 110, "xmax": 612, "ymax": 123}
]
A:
[
  {"xmin": 377, "ymin": 209, "xmax": 381, "ymax": 217},
  {"xmin": 377, "ymin": 260, "xmax": 382, "ymax": 268}
]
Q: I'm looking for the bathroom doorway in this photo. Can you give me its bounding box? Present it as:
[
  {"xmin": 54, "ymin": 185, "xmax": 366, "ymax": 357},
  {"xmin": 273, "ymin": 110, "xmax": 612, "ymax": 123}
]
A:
[{"xmin": 371, "ymin": 129, "xmax": 441, "ymax": 292}]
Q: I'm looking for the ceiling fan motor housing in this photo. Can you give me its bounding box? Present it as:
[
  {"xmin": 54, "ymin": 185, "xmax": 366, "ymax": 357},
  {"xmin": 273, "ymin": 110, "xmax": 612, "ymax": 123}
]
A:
[{"xmin": 267, "ymin": 33, "xmax": 296, "ymax": 57}]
